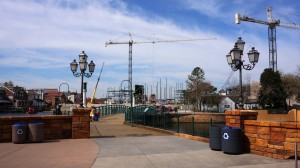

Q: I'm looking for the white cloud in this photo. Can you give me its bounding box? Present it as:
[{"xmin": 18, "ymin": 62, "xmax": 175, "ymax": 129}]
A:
[{"xmin": 0, "ymin": 0, "xmax": 299, "ymax": 99}]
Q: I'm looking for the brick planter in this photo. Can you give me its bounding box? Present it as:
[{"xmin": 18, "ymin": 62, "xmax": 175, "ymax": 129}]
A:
[
  {"xmin": 225, "ymin": 110, "xmax": 258, "ymax": 129},
  {"xmin": 225, "ymin": 109, "xmax": 300, "ymax": 159}
]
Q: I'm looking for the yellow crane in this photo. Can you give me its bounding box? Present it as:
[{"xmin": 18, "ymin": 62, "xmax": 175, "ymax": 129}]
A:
[
  {"xmin": 235, "ymin": 7, "xmax": 300, "ymax": 72},
  {"xmin": 89, "ymin": 62, "xmax": 105, "ymax": 104},
  {"xmin": 105, "ymin": 33, "xmax": 216, "ymax": 94}
]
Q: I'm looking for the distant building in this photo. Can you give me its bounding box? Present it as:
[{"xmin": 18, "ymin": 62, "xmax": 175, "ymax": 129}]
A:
[
  {"xmin": 219, "ymin": 97, "xmax": 236, "ymax": 113},
  {"xmin": 0, "ymin": 87, "xmax": 13, "ymax": 111},
  {"xmin": 0, "ymin": 85, "xmax": 28, "ymax": 109},
  {"xmin": 43, "ymin": 89, "xmax": 66, "ymax": 107},
  {"xmin": 13, "ymin": 86, "xmax": 28, "ymax": 108},
  {"xmin": 67, "ymin": 93, "xmax": 77, "ymax": 104}
]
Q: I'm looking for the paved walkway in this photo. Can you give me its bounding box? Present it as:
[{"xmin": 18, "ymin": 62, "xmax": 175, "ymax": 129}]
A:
[
  {"xmin": 0, "ymin": 139, "xmax": 98, "ymax": 168},
  {"xmin": 90, "ymin": 113, "xmax": 168, "ymax": 138}
]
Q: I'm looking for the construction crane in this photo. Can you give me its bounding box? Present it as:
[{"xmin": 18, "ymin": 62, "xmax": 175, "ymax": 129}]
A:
[
  {"xmin": 235, "ymin": 7, "xmax": 300, "ymax": 72},
  {"xmin": 89, "ymin": 62, "xmax": 105, "ymax": 104},
  {"xmin": 105, "ymin": 33, "xmax": 216, "ymax": 97}
]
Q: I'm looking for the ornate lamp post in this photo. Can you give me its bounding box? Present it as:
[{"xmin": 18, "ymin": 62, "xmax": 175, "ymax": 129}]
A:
[
  {"xmin": 226, "ymin": 37, "xmax": 260, "ymax": 109},
  {"xmin": 70, "ymin": 51, "xmax": 95, "ymax": 107}
]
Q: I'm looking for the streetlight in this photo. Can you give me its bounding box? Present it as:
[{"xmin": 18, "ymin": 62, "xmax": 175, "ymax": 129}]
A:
[
  {"xmin": 226, "ymin": 37, "xmax": 259, "ymax": 109},
  {"xmin": 70, "ymin": 51, "xmax": 95, "ymax": 107}
]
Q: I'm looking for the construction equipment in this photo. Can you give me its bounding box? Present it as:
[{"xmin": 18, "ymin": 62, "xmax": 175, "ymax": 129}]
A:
[
  {"xmin": 89, "ymin": 62, "xmax": 105, "ymax": 104},
  {"xmin": 105, "ymin": 33, "xmax": 216, "ymax": 97},
  {"xmin": 235, "ymin": 7, "xmax": 300, "ymax": 72}
]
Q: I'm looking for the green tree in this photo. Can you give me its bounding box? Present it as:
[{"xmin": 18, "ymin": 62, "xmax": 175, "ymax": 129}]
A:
[
  {"xmin": 185, "ymin": 67, "xmax": 214, "ymax": 111},
  {"xmin": 258, "ymin": 68, "xmax": 287, "ymax": 109}
]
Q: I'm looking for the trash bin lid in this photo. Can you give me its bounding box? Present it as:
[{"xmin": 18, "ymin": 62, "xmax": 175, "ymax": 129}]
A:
[
  {"xmin": 13, "ymin": 123, "xmax": 27, "ymax": 126},
  {"xmin": 29, "ymin": 122, "xmax": 44, "ymax": 124},
  {"xmin": 223, "ymin": 126, "xmax": 241, "ymax": 130}
]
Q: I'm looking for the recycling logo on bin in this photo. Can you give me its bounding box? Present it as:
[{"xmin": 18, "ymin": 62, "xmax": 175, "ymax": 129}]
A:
[
  {"xmin": 223, "ymin": 132, "xmax": 229, "ymax": 140},
  {"xmin": 16, "ymin": 129, "xmax": 24, "ymax": 135}
]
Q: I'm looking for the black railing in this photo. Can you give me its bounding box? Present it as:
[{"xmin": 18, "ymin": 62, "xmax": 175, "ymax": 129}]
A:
[{"xmin": 125, "ymin": 105, "xmax": 225, "ymax": 138}]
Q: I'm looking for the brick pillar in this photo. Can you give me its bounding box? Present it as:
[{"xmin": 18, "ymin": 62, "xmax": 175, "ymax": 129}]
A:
[
  {"xmin": 225, "ymin": 110, "xmax": 258, "ymax": 153},
  {"xmin": 72, "ymin": 108, "xmax": 91, "ymax": 139},
  {"xmin": 225, "ymin": 110, "xmax": 258, "ymax": 129}
]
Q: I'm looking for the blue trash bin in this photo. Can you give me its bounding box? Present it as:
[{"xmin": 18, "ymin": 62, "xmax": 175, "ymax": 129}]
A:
[
  {"xmin": 221, "ymin": 126, "xmax": 242, "ymax": 154},
  {"xmin": 12, "ymin": 123, "xmax": 28, "ymax": 144}
]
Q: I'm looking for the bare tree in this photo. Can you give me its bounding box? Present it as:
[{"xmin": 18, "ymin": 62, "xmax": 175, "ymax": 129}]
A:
[
  {"xmin": 282, "ymin": 66, "xmax": 300, "ymax": 105},
  {"xmin": 249, "ymin": 82, "xmax": 260, "ymax": 99},
  {"xmin": 296, "ymin": 65, "xmax": 300, "ymax": 77}
]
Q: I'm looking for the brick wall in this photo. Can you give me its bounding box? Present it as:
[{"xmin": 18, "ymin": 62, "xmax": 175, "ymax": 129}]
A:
[
  {"xmin": 244, "ymin": 120, "xmax": 300, "ymax": 159},
  {"xmin": 0, "ymin": 116, "xmax": 72, "ymax": 142},
  {"xmin": 225, "ymin": 109, "xmax": 300, "ymax": 159},
  {"xmin": 0, "ymin": 108, "xmax": 92, "ymax": 142}
]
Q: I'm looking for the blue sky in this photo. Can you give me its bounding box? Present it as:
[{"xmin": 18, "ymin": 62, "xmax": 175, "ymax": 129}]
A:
[{"xmin": 0, "ymin": 0, "xmax": 299, "ymax": 99}]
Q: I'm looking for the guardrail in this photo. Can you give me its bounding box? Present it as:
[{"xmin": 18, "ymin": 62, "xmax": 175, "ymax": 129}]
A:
[{"xmin": 125, "ymin": 105, "xmax": 225, "ymax": 138}]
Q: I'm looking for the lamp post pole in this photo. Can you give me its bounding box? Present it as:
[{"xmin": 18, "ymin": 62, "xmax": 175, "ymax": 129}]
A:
[
  {"xmin": 70, "ymin": 51, "xmax": 95, "ymax": 107},
  {"xmin": 239, "ymin": 61, "xmax": 243, "ymax": 108},
  {"xmin": 226, "ymin": 37, "xmax": 260, "ymax": 109}
]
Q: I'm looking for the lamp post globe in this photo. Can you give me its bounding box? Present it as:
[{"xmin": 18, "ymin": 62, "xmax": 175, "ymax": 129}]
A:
[{"xmin": 70, "ymin": 51, "xmax": 95, "ymax": 107}]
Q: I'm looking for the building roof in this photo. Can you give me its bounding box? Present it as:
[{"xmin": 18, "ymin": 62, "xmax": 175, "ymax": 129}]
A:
[{"xmin": 45, "ymin": 92, "xmax": 65, "ymax": 97}]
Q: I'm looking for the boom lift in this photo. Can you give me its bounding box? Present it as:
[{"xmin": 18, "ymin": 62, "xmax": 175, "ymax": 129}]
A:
[
  {"xmin": 89, "ymin": 62, "xmax": 105, "ymax": 104},
  {"xmin": 105, "ymin": 33, "xmax": 216, "ymax": 97},
  {"xmin": 235, "ymin": 7, "xmax": 300, "ymax": 72}
]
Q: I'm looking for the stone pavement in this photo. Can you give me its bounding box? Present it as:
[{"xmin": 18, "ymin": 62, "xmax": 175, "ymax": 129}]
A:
[{"xmin": 91, "ymin": 114, "xmax": 295, "ymax": 168}]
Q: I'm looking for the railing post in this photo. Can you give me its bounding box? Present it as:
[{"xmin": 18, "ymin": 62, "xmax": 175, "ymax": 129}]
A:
[
  {"xmin": 192, "ymin": 116, "xmax": 195, "ymax": 136},
  {"xmin": 144, "ymin": 109, "xmax": 146, "ymax": 126},
  {"xmin": 164, "ymin": 111, "xmax": 166, "ymax": 129},
  {"xmin": 152, "ymin": 108, "xmax": 155, "ymax": 128},
  {"xmin": 177, "ymin": 115, "xmax": 179, "ymax": 133}
]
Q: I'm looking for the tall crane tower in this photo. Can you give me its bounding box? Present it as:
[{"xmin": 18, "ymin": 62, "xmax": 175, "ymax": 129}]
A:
[
  {"xmin": 235, "ymin": 7, "xmax": 300, "ymax": 72},
  {"xmin": 105, "ymin": 33, "xmax": 216, "ymax": 97}
]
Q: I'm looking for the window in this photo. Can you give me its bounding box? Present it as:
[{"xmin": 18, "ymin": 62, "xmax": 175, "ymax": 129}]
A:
[{"xmin": 224, "ymin": 105, "xmax": 230, "ymax": 108}]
